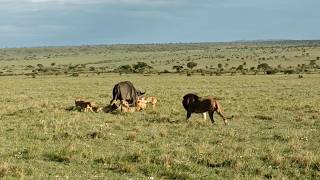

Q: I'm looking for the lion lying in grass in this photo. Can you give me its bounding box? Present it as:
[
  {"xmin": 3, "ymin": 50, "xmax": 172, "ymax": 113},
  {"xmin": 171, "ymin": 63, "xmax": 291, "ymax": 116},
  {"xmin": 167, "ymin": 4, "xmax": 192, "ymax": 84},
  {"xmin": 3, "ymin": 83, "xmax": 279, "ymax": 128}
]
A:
[
  {"xmin": 75, "ymin": 98, "xmax": 102, "ymax": 112},
  {"xmin": 120, "ymin": 100, "xmax": 136, "ymax": 113},
  {"xmin": 120, "ymin": 96, "xmax": 153, "ymax": 112}
]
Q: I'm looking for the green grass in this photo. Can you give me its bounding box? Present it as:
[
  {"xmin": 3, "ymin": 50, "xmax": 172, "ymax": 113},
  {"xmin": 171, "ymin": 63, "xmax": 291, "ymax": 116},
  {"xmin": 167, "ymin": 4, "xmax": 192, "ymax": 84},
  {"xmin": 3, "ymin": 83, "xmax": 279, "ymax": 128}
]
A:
[{"xmin": 1, "ymin": 73, "xmax": 320, "ymax": 179}]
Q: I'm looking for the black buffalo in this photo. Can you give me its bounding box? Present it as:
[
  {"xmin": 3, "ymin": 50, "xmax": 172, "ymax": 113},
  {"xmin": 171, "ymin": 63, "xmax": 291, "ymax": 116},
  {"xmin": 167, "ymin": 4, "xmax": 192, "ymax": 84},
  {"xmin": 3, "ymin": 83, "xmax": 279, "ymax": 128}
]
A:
[{"xmin": 110, "ymin": 81, "xmax": 145, "ymax": 107}]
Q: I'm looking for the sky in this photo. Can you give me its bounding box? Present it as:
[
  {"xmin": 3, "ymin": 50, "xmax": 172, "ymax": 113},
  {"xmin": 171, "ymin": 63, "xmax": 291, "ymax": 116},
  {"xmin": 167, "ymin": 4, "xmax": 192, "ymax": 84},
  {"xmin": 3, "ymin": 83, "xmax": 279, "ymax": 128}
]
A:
[{"xmin": 0, "ymin": 0, "xmax": 319, "ymax": 47}]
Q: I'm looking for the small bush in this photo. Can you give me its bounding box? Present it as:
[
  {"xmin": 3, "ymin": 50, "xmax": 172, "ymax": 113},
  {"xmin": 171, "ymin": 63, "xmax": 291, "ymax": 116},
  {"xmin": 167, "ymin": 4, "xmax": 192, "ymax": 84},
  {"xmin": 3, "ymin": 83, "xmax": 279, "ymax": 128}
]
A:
[
  {"xmin": 283, "ymin": 69, "xmax": 296, "ymax": 74},
  {"xmin": 71, "ymin": 73, "xmax": 79, "ymax": 77},
  {"xmin": 266, "ymin": 69, "xmax": 278, "ymax": 75}
]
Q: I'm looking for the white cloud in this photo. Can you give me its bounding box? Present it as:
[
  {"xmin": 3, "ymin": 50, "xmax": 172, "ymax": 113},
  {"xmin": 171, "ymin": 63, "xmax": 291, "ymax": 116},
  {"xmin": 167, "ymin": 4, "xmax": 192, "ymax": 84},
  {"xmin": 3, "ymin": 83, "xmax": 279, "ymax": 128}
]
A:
[
  {"xmin": 0, "ymin": 0, "xmax": 178, "ymax": 5},
  {"xmin": 0, "ymin": 0, "xmax": 184, "ymax": 13}
]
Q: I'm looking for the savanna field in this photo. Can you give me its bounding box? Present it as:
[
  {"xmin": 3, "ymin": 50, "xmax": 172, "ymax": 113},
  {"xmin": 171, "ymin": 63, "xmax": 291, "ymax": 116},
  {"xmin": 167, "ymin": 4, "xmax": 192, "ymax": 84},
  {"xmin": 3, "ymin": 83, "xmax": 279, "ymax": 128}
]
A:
[{"xmin": 1, "ymin": 42, "xmax": 320, "ymax": 179}]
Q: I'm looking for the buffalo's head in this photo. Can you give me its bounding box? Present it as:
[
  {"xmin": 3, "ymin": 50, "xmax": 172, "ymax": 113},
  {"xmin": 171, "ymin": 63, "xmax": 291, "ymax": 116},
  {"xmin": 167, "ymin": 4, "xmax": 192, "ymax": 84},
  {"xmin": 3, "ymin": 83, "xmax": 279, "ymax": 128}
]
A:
[{"xmin": 136, "ymin": 89, "xmax": 146, "ymax": 97}]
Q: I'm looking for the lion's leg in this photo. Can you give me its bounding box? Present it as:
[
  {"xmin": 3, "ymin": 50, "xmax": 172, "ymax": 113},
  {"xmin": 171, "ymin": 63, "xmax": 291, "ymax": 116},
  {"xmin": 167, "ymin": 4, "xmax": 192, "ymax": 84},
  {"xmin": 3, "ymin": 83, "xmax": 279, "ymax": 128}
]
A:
[
  {"xmin": 216, "ymin": 109, "xmax": 228, "ymax": 125},
  {"xmin": 202, "ymin": 113, "xmax": 207, "ymax": 120},
  {"xmin": 186, "ymin": 111, "xmax": 192, "ymax": 120},
  {"xmin": 214, "ymin": 100, "xmax": 229, "ymax": 125},
  {"xmin": 208, "ymin": 111, "xmax": 215, "ymax": 124}
]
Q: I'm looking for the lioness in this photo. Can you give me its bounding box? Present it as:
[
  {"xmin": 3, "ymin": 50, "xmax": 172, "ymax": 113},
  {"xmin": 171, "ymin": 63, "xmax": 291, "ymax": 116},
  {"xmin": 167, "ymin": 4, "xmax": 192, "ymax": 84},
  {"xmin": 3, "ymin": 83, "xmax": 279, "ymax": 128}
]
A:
[
  {"xmin": 120, "ymin": 100, "xmax": 135, "ymax": 113},
  {"xmin": 182, "ymin": 93, "xmax": 233, "ymax": 125},
  {"xmin": 75, "ymin": 98, "xmax": 99, "ymax": 112}
]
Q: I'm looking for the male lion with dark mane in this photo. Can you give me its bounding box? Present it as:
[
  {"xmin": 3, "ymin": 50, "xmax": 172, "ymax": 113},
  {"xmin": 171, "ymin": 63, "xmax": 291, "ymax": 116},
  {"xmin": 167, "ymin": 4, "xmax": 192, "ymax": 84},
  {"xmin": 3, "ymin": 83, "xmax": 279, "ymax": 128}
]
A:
[{"xmin": 182, "ymin": 93, "xmax": 233, "ymax": 125}]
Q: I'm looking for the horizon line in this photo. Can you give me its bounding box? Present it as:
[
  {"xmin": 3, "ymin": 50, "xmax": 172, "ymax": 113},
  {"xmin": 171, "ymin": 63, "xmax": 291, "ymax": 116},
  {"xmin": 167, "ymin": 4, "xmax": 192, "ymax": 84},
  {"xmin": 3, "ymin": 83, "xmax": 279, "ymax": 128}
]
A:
[{"xmin": 1, "ymin": 38, "xmax": 320, "ymax": 49}]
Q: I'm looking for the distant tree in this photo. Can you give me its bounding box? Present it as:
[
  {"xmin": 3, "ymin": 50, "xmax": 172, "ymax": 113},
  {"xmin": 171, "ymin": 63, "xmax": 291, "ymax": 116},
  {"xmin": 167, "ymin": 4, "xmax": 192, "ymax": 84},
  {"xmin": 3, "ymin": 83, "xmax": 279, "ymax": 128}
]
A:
[
  {"xmin": 172, "ymin": 65, "xmax": 183, "ymax": 73},
  {"xmin": 132, "ymin": 62, "xmax": 153, "ymax": 73},
  {"xmin": 187, "ymin": 62, "xmax": 197, "ymax": 70},
  {"xmin": 117, "ymin": 65, "xmax": 132, "ymax": 73},
  {"xmin": 309, "ymin": 60, "xmax": 317, "ymax": 68},
  {"xmin": 37, "ymin": 64, "xmax": 44, "ymax": 69},
  {"xmin": 71, "ymin": 72, "xmax": 79, "ymax": 77},
  {"xmin": 236, "ymin": 65, "xmax": 244, "ymax": 71},
  {"xmin": 51, "ymin": 62, "xmax": 56, "ymax": 66},
  {"xmin": 257, "ymin": 63, "xmax": 271, "ymax": 73},
  {"xmin": 217, "ymin": 63, "xmax": 223, "ymax": 69},
  {"xmin": 284, "ymin": 69, "xmax": 296, "ymax": 74}
]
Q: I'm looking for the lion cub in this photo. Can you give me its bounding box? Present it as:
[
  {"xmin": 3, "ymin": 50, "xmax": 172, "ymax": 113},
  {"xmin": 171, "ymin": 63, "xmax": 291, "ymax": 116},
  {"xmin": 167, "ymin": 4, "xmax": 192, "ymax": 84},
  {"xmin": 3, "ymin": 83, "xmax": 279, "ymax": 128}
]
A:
[
  {"xmin": 120, "ymin": 100, "xmax": 136, "ymax": 113},
  {"xmin": 136, "ymin": 97, "xmax": 147, "ymax": 111},
  {"xmin": 146, "ymin": 96, "xmax": 158, "ymax": 110},
  {"xmin": 120, "ymin": 97, "xmax": 152, "ymax": 113},
  {"xmin": 75, "ymin": 98, "xmax": 101, "ymax": 112}
]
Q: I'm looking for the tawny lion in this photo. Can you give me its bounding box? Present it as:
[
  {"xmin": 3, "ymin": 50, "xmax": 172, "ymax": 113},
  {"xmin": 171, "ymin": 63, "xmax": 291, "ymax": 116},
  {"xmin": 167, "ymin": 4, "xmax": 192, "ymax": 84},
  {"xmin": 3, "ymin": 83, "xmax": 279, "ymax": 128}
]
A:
[
  {"xmin": 75, "ymin": 98, "xmax": 100, "ymax": 112},
  {"xmin": 146, "ymin": 96, "xmax": 158, "ymax": 110},
  {"xmin": 136, "ymin": 97, "xmax": 147, "ymax": 111},
  {"xmin": 120, "ymin": 100, "xmax": 136, "ymax": 113}
]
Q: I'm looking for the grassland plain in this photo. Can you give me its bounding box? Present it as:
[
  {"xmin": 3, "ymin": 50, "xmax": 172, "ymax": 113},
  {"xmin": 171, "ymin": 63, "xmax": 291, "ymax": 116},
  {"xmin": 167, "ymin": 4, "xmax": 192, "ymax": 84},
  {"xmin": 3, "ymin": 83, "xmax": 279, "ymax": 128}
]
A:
[
  {"xmin": 0, "ymin": 73, "xmax": 320, "ymax": 179},
  {"xmin": 1, "ymin": 41, "xmax": 320, "ymax": 76}
]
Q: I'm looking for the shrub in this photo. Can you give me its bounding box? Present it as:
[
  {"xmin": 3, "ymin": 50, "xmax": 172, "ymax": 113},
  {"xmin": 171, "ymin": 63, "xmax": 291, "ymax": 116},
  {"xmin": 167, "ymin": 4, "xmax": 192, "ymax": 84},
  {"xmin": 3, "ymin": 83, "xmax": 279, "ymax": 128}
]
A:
[
  {"xmin": 71, "ymin": 73, "xmax": 79, "ymax": 77},
  {"xmin": 132, "ymin": 62, "xmax": 153, "ymax": 73},
  {"xmin": 309, "ymin": 60, "xmax": 317, "ymax": 67},
  {"xmin": 187, "ymin": 62, "xmax": 197, "ymax": 70},
  {"xmin": 172, "ymin": 65, "xmax": 183, "ymax": 73},
  {"xmin": 117, "ymin": 65, "xmax": 133, "ymax": 73},
  {"xmin": 236, "ymin": 65, "xmax": 244, "ymax": 71},
  {"xmin": 37, "ymin": 64, "xmax": 44, "ymax": 69},
  {"xmin": 266, "ymin": 69, "xmax": 278, "ymax": 75},
  {"xmin": 283, "ymin": 69, "xmax": 296, "ymax": 74}
]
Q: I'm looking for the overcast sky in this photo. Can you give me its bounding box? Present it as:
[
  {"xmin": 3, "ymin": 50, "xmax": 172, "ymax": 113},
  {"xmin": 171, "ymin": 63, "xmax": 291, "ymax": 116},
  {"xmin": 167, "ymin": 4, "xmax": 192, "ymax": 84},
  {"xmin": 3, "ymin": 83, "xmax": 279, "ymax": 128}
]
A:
[{"xmin": 0, "ymin": 0, "xmax": 319, "ymax": 47}]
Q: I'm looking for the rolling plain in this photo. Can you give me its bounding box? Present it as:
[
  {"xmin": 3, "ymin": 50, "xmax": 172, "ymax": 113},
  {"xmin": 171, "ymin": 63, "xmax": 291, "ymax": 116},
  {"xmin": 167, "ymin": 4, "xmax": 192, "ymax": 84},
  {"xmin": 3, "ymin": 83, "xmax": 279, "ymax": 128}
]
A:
[{"xmin": 0, "ymin": 41, "xmax": 320, "ymax": 179}]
